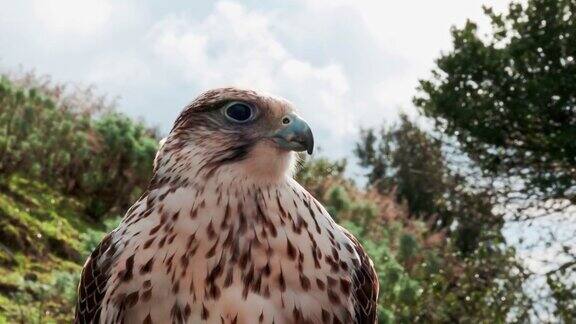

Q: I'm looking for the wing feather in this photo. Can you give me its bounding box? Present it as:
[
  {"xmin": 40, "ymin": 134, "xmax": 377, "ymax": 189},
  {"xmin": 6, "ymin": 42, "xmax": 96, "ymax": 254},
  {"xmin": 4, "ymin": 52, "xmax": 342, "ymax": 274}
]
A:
[
  {"xmin": 344, "ymin": 230, "xmax": 379, "ymax": 323},
  {"xmin": 74, "ymin": 233, "xmax": 117, "ymax": 324}
]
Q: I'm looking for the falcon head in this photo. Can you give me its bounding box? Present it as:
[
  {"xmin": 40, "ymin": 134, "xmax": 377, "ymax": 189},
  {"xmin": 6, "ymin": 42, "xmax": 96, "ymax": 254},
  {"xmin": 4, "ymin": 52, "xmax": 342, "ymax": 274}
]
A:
[{"xmin": 156, "ymin": 87, "xmax": 314, "ymax": 183}]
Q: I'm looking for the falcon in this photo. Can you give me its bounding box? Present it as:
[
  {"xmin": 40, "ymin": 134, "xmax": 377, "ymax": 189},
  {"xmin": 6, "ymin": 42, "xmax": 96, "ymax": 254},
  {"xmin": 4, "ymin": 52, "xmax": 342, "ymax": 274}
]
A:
[{"xmin": 75, "ymin": 87, "xmax": 379, "ymax": 324}]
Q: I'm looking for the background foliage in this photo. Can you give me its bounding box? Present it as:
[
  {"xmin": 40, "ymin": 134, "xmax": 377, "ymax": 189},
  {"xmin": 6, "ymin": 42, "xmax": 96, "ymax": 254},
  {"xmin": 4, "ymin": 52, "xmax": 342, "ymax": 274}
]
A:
[
  {"xmin": 0, "ymin": 73, "xmax": 158, "ymax": 220},
  {"xmin": 414, "ymin": 0, "xmax": 576, "ymax": 320},
  {"xmin": 0, "ymin": 0, "xmax": 574, "ymax": 322}
]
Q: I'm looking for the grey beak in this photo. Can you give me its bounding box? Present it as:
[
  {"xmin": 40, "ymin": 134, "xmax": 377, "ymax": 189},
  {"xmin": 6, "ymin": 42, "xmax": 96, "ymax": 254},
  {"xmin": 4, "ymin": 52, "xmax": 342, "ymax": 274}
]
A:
[{"xmin": 272, "ymin": 114, "xmax": 314, "ymax": 155}]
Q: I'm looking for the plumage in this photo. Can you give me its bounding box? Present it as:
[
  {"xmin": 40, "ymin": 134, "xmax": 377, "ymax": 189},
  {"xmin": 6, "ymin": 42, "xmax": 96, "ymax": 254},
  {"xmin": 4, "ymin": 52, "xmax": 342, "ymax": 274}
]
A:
[{"xmin": 75, "ymin": 87, "xmax": 378, "ymax": 324}]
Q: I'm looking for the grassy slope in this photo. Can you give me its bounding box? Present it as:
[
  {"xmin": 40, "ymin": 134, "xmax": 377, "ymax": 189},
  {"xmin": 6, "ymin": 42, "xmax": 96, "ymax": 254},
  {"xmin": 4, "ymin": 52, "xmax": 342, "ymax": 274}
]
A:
[{"xmin": 0, "ymin": 175, "xmax": 111, "ymax": 323}]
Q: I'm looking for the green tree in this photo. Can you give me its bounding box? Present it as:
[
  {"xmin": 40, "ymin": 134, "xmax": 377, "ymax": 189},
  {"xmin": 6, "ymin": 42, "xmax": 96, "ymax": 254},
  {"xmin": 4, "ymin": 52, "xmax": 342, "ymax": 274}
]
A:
[
  {"xmin": 0, "ymin": 73, "xmax": 158, "ymax": 220},
  {"xmin": 414, "ymin": 0, "xmax": 576, "ymax": 208},
  {"xmin": 355, "ymin": 115, "xmax": 446, "ymax": 221},
  {"xmin": 83, "ymin": 113, "xmax": 158, "ymax": 218},
  {"xmin": 415, "ymin": 1, "xmax": 576, "ymax": 320},
  {"xmin": 355, "ymin": 115, "xmax": 501, "ymax": 255}
]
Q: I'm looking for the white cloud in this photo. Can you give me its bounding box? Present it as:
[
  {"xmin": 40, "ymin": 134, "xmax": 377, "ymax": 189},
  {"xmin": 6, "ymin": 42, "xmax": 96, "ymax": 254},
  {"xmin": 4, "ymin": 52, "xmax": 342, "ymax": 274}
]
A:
[
  {"xmin": 297, "ymin": 0, "xmax": 514, "ymax": 118},
  {"xmin": 149, "ymin": 2, "xmax": 287, "ymax": 89},
  {"xmin": 32, "ymin": 0, "xmax": 113, "ymax": 36},
  {"xmin": 147, "ymin": 1, "xmax": 359, "ymax": 152},
  {"xmin": 85, "ymin": 54, "xmax": 152, "ymax": 87}
]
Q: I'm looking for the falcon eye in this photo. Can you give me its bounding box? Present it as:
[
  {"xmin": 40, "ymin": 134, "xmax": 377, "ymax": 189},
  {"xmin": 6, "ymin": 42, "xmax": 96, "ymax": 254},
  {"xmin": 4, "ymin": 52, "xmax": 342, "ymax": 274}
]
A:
[{"xmin": 224, "ymin": 102, "xmax": 254, "ymax": 123}]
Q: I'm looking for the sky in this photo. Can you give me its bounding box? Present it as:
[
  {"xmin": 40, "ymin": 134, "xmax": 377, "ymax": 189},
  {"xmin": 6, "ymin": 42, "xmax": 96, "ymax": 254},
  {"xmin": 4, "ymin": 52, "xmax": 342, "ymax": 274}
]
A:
[{"xmin": 0, "ymin": 0, "xmax": 511, "ymax": 162}]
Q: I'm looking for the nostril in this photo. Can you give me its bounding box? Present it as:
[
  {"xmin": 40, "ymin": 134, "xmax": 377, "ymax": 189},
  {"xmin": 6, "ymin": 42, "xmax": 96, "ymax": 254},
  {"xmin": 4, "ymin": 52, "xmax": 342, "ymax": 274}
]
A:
[{"xmin": 282, "ymin": 117, "xmax": 291, "ymax": 125}]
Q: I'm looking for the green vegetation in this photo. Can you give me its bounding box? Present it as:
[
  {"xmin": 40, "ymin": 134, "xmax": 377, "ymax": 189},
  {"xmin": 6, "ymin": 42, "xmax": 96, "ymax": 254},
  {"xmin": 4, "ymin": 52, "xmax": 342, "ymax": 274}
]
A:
[
  {"xmin": 0, "ymin": 74, "xmax": 151, "ymax": 323},
  {"xmin": 0, "ymin": 75, "xmax": 158, "ymax": 220},
  {"xmin": 415, "ymin": 0, "xmax": 576, "ymax": 320},
  {"xmin": 300, "ymin": 142, "xmax": 532, "ymax": 322},
  {"xmin": 415, "ymin": 0, "xmax": 576, "ymax": 206},
  {"xmin": 0, "ymin": 175, "xmax": 109, "ymax": 323},
  {"xmin": 1, "ymin": 72, "xmax": 532, "ymax": 324}
]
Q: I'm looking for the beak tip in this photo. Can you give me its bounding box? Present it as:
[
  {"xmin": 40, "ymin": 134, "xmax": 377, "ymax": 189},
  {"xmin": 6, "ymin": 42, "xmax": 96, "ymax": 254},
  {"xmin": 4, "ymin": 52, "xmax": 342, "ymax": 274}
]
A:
[{"xmin": 305, "ymin": 127, "xmax": 314, "ymax": 155}]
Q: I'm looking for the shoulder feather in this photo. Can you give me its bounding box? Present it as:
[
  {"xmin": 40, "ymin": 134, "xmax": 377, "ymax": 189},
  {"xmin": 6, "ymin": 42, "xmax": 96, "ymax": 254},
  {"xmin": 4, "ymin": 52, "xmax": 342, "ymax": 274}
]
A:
[
  {"xmin": 74, "ymin": 233, "xmax": 117, "ymax": 324},
  {"xmin": 343, "ymin": 229, "xmax": 379, "ymax": 324}
]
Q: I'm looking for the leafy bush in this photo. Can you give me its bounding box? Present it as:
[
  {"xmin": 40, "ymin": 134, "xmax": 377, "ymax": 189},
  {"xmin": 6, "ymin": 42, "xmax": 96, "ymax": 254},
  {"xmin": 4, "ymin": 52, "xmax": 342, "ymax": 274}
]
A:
[
  {"xmin": 0, "ymin": 74, "xmax": 158, "ymax": 220},
  {"xmin": 296, "ymin": 158, "xmax": 533, "ymax": 322}
]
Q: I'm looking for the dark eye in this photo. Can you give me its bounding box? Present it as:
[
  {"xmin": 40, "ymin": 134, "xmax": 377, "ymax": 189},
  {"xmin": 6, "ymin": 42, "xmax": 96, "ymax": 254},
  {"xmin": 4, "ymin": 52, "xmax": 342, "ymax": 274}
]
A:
[{"xmin": 224, "ymin": 102, "xmax": 254, "ymax": 123}]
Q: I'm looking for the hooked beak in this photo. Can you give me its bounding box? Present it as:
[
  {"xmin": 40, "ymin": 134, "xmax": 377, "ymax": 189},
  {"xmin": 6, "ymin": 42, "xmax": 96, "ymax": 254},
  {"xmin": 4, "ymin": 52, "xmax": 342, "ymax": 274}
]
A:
[{"xmin": 271, "ymin": 114, "xmax": 314, "ymax": 155}]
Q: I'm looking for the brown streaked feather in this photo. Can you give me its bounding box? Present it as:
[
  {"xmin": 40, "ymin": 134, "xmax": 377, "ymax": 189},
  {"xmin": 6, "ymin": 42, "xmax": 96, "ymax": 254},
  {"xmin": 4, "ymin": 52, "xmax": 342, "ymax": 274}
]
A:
[
  {"xmin": 75, "ymin": 233, "xmax": 117, "ymax": 324},
  {"xmin": 344, "ymin": 230, "xmax": 379, "ymax": 324}
]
